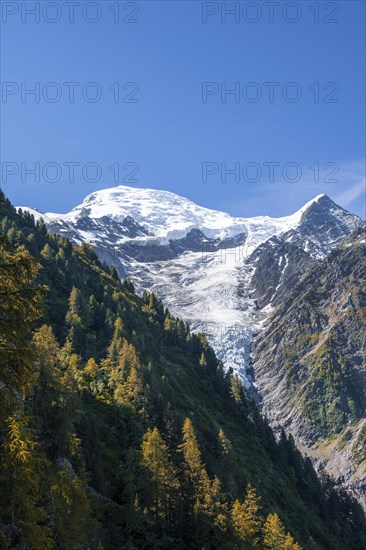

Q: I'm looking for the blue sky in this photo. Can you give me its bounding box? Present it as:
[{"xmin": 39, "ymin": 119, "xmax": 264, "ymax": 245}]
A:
[{"xmin": 1, "ymin": 0, "xmax": 365, "ymax": 218}]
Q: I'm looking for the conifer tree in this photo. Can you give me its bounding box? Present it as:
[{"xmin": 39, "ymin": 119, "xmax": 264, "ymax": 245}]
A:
[
  {"xmin": 32, "ymin": 325, "xmax": 74, "ymax": 457},
  {"xmin": 180, "ymin": 418, "xmax": 207, "ymax": 492},
  {"xmin": 263, "ymin": 513, "xmax": 287, "ymax": 549},
  {"xmin": 55, "ymin": 246, "xmax": 66, "ymax": 263},
  {"xmin": 162, "ymin": 402, "xmax": 178, "ymax": 448},
  {"xmin": 0, "ymin": 234, "xmax": 45, "ymax": 418},
  {"xmin": 66, "ymin": 286, "xmax": 84, "ymax": 319},
  {"xmin": 107, "ymin": 317, "xmax": 124, "ymax": 366},
  {"xmin": 50, "ymin": 465, "xmax": 97, "ymax": 550},
  {"xmin": 123, "ymin": 277, "xmax": 135, "ymax": 293},
  {"xmin": 121, "ymin": 448, "xmax": 140, "ymax": 530},
  {"xmin": 82, "ymin": 357, "xmax": 99, "ymax": 390},
  {"xmin": 176, "ymin": 319, "xmax": 186, "ymax": 341},
  {"xmin": 65, "ymin": 286, "xmax": 90, "ymax": 352},
  {"xmin": 115, "ymin": 365, "xmax": 146, "ymax": 414},
  {"xmin": 40, "ymin": 242, "xmax": 54, "ymax": 261},
  {"xmin": 179, "ymin": 418, "xmax": 227, "ymax": 543},
  {"xmin": 116, "ymin": 339, "xmax": 139, "ymax": 379},
  {"xmin": 148, "ymin": 292, "xmax": 164, "ymax": 321},
  {"xmin": 0, "ymin": 415, "xmax": 53, "ymax": 549},
  {"xmin": 231, "ymin": 484, "xmax": 262, "ymax": 547},
  {"xmin": 230, "ymin": 374, "xmax": 244, "ymax": 404},
  {"xmin": 199, "ymin": 352, "xmax": 207, "ymax": 369},
  {"xmin": 108, "ymin": 339, "xmax": 143, "ymax": 409},
  {"xmin": 283, "ymin": 531, "xmax": 302, "ymax": 549},
  {"xmin": 40, "ymin": 338, "xmax": 80, "ymax": 458},
  {"xmin": 218, "ymin": 428, "xmax": 232, "ymax": 456},
  {"xmin": 141, "ymin": 427, "xmax": 179, "ymax": 527}
]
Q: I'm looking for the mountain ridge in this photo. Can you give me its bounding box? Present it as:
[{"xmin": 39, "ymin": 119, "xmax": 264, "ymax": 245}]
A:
[{"xmin": 18, "ymin": 189, "xmax": 351, "ymax": 245}]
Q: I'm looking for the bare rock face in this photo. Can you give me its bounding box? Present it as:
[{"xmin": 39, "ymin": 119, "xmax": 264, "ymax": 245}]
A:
[{"xmin": 252, "ymin": 227, "xmax": 366, "ymax": 506}]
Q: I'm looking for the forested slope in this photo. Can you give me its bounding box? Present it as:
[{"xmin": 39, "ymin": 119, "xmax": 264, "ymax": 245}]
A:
[{"xmin": 0, "ymin": 189, "xmax": 365, "ymax": 549}]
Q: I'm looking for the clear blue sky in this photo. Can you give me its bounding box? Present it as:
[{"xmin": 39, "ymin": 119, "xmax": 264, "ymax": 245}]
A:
[{"xmin": 1, "ymin": 0, "xmax": 365, "ymax": 218}]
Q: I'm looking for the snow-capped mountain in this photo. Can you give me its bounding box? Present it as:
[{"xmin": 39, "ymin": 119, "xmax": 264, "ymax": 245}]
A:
[
  {"xmin": 22, "ymin": 185, "xmax": 315, "ymax": 244},
  {"xmin": 18, "ymin": 186, "xmax": 366, "ymax": 507},
  {"xmin": 19, "ymin": 187, "xmax": 362, "ymax": 386}
]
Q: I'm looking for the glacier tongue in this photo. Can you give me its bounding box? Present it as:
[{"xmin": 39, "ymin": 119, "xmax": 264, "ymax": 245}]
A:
[{"xmin": 130, "ymin": 247, "xmax": 261, "ymax": 387}]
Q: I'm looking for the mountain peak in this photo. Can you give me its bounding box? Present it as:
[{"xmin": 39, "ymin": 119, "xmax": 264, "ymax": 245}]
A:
[
  {"xmin": 282, "ymin": 193, "xmax": 360, "ymax": 228},
  {"xmin": 286, "ymin": 193, "xmax": 330, "ymax": 220},
  {"xmin": 302, "ymin": 193, "xmax": 337, "ymax": 210},
  {"xmin": 300, "ymin": 192, "xmax": 354, "ymax": 219},
  {"xmin": 304, "ymin": 193, "xmax": 327, "ymax": 205}
]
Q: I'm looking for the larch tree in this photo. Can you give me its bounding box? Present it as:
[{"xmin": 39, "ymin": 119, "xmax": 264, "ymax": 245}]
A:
[
  {"xmin": 110, "ymin": 338, "xmax": 139, "ymax": 383},
  {"xmin": 199, "ymin": 352, "xmax": 207, "ymax": 369},
  {"xmin": 107, "ymin": 317, "xmax": 124, "ymax": 366},
  {"xmin": 230, "ymin": 374, "xmax": 244, "ymax": 404},
  {"xmin": 141, "ymin": 427, "xmax": 179, "ymax": 528},
  {"xmin": 180, "ymin": 418, "xmax": 208, "ymax": 493},
  {"xmin": 284, "ymin": 531, "xmax": 303, "ymax": 549},
  {"xmin": 0, "ymin": 234, "xmax": 45, "ymax": 419},
  {"xmin": 65, "ymin": 286, "xmax": 89, "ymax": 351},
  {"xmin": 263, "ymin": 513, "xmax": 287, "ymax": 550},
  {"xmin": 218, "ymin": 428, "xmax": 232, "ymax": 456},
  {"xmin": 82, "ymin": 357, "xmax": 99, "ymax": 390},
  {"xmin": 231, "ymin": 484, "xmax": 262, "ymax": 547},
  {"xmin": 179, "ymin": 418, "xmax": 227, "ymax": 544},
  {"xmin": 0, "ymin": 415, "xmax": 53, "ymax": 549},
  {"xmin": 32, "ymin": 325, "xmax": 77, "ymax": 458}
]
